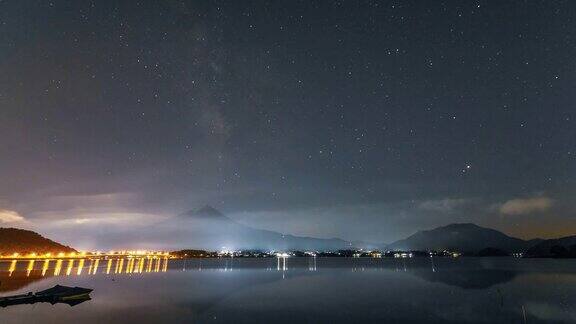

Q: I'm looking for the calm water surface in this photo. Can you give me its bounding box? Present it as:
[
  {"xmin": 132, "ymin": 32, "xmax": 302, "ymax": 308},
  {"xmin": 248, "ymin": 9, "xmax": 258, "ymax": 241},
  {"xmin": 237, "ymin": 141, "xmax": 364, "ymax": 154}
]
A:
[{"xmin": 0, "ymin": 257, "xmax": 575, "ymax": 323}]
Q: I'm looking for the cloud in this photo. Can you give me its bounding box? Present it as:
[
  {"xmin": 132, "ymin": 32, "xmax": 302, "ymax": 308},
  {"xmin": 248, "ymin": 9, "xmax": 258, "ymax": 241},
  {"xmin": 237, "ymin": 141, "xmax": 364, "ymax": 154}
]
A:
[
  {"xmin": 19, "ymin": 192, "xmax": 148, "ymax": 221},
  {"xmin": 499, "ymin": 197, "xmax": 553, "ymax": 215},
  {"xmin": 0, "ymin": 209, "xmax": 26, "ymax": 224},
  {"xmin": 35, "ymin": 212, "xmax": 167, "ymax": 227}
]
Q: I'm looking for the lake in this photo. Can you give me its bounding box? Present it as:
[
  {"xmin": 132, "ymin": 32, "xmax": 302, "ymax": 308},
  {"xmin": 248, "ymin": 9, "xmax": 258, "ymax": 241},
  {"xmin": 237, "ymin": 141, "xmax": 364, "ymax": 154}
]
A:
[{"xmin": 0, "ymin": 257, "xmax": 575, "ymax": 323}]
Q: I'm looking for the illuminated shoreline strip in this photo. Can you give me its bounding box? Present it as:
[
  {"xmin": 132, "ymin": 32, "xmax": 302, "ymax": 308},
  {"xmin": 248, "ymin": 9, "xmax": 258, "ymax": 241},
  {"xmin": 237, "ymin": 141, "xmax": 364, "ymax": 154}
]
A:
[
  {"xmin": 0, "ymin": 251, "xmax": 171, "ymax": 260},
  {"xmin": 1, "ymin": 257, "xmax": 169, "ymax": 278}
]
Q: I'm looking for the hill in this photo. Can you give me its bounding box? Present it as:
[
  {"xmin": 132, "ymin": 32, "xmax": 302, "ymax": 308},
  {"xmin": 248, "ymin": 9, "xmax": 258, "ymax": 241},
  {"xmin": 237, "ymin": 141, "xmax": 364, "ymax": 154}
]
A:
[
  {"xmin": 386, "ymin": 223, "xmax": 537, "ymax": 253},
  {"xmin": 0, "ymin": 228, "xmax": 76, "ymax": 256},
  {"xmin": 524, "ymin": 235, "xmax": 576, "ymax": 258}
]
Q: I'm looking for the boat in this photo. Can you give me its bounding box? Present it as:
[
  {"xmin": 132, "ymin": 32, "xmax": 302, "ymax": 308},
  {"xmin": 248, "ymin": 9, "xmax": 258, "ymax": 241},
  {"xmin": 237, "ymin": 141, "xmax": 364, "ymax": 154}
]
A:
[{"xmin": 0, "ymin": 285, "xmax": 92, "ymax": 307}]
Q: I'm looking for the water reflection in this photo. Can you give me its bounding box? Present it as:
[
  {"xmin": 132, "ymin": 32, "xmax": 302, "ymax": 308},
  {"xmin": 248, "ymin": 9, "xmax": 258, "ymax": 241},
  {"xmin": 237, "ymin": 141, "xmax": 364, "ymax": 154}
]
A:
[
  {"xmin": 26, "ymin": 260, "xmax": 34, "ymax": 276},
  {"xmin": 54, "ymin": 260, "xmax": 62, "ymax": 276},
  {"xmin": 0, "ymin": 258, "xmax": 575, "ymax": 323},
  {"xmin": 0, "ymin": 257, "xmax": 169, "ymax": 293},
  {"xmin": 66, "ymin": 260, "xmax": 74, "ymax": 276},
  {"xmin": 411, "ymin": 269, "xmax": 518, "ymax": 289},
  {"xmin": 276, "ymin": 256, "xmax": 287, "ymax": 271}
]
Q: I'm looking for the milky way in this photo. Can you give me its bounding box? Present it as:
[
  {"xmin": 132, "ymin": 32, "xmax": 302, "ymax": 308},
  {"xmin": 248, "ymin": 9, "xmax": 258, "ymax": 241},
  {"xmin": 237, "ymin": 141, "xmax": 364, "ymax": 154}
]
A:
[{"xmin": 0, "ymin": 1, "xmax": 575, "ymax": 247}]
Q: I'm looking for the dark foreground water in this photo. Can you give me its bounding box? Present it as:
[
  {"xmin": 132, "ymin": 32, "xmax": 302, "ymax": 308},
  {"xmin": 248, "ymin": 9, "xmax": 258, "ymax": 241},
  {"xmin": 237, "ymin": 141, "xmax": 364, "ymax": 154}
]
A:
[{"xmin": 0, "ymin": 257, "xmax": 575, "ymax": 323}]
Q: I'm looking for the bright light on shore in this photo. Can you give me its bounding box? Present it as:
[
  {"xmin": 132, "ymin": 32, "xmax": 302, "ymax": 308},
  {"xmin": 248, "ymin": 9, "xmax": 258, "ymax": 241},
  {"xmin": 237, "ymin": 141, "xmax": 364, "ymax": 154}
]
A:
[{"xmin": 0, "ymin": 250, "xmax": 172, "ymax": 259}]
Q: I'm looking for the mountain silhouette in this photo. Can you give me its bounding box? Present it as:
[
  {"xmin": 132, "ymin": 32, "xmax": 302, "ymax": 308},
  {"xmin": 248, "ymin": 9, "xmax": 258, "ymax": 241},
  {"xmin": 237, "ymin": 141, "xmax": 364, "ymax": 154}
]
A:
[
  {"xmin": 386, "ymin": 223, "xmax": 539, "ymax": 253},
  {"xmin": 524, "ymin": 235, "xmax": 576, "ymax": 257},
  {"xmin": 166, "ymin": 205, "xmax": 355, "ymax": 251},
  {"xmin": 0, "ymin": 228, "xmax": 76, "ymax": 255},
  {"xmin": 182, "ymin": 205, "xmax": 227, "ymax": 219}
]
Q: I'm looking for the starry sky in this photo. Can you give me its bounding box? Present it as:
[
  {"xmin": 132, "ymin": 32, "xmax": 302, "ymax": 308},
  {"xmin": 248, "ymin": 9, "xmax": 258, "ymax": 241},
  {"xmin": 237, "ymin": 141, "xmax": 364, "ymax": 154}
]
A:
[{"xmin": 0, "ymin": 0, "xmax": 575, "ymax": 248}]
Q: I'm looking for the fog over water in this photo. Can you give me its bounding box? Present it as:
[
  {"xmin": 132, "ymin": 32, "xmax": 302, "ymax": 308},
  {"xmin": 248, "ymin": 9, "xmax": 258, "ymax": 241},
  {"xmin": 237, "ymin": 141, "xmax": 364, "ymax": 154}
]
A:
[{"xmin": 1, "ymin": 258, "xmax": 575, "ymax": 323}]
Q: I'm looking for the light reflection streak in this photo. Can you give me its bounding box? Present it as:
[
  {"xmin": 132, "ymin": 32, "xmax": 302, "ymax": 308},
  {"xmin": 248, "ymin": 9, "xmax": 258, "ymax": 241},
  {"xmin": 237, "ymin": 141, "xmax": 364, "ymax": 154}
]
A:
[
  {"xmin": 8, "ymin": 260, "xmax": 17, "ymax": 276},
  {"xmin": 66, "ymin": 260, "xmax": 74, "ymax": 276},
  {"xmin": 136, "ymin": 258, "xmax": 141, "ymax": 273},
  {"xmin": 77, "ymin": 259, "xmax": 85, "ymax": 275},
  {"xmin": 116, "ymin": 258, "xmax": 123, "ymax": 274},
  {"xmin": 155, "ymin": 258, "xmax": 160, "ymax": 272},
  {"xmin": 146, "ymin": 258, "xmax": 153, "ymax": 272},
  {"xmin": 127, "ymin": 258, "xmax": 134, "ymax": 273},
  {"xmin": 93, "ymin": 259, "xmax": 100, "ymax": 274},
  {"xmin": 26, "ymin": 260, "xmax": 35, "ymax": 276},
  {"xmin": 138, "ymin": 258, "xmax": 145, "ymax": 273},
  {"xmin": 106, "ymin": 259, "xmax": 112, "ymax": 274},
  {"xmin": 41, "ymin": 259, "xmax": 50, "ymax": 276},
  {"xmin": 1, "ymin": 257, "xmax": 168, "ymax": 283},
  {"xmin": 54, "ymin": 259, "xmax": 63, "ymax": 276},
  {"xmin": 277, "ymin": 256, "xmax": 287, "ymax": 271},
  {"xmin": 308, "ymin": 256, "xmax": 317, "ymax": 271}
]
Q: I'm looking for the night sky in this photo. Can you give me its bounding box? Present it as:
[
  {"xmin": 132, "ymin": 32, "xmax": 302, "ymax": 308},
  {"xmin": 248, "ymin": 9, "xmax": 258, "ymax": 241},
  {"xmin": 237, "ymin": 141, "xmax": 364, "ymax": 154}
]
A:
[{"xmin": 1, "ymin": 1, "xmax": 575, "ymax": 248}]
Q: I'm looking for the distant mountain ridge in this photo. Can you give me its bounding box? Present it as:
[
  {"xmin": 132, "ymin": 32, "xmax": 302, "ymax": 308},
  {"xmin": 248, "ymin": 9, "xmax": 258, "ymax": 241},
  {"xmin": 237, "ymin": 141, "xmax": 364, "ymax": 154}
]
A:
[
  {"xmin": 174, "ymin": 209, "xmax": 559, "ymax": 253},
  {"xmin": 0, "ymin": 228, "xmax": 76, "ymax": 255},
  {"xmin": 524, "ymin": 235, "xmax": 576, "ymax": 258},
  {"xmin": 386, "ymin": 223, "xmax": 542, "ymax": 253},
  {"xmin": 181, "ymin": 205, "xmax": 228, "ymax": 220},
  {"xmin": 3, "ymin": 215, "xmax": 572, "ymax": 256},
  {"xmin": 168, "ymin": 205, "xmax": 357, "ymax": 251}
]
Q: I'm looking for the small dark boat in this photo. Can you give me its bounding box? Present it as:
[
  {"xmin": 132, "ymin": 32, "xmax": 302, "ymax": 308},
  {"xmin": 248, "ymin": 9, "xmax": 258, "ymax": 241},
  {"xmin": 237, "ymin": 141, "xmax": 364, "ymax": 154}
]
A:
[{"xmin": 0, "ymin": 285, "xmax": 92, "ymax": 307}]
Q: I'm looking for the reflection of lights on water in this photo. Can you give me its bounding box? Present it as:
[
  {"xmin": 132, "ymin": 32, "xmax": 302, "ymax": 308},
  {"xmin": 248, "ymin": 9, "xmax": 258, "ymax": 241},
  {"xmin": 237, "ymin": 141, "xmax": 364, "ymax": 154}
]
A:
[
  {"xmin": 8, "ymin": 260, "xmax": 16, "ymax": 276},
  {"xmin": 147, "ymin": 258, "xmax": 153, "ymax": 273},
  {"xmin": 93, "ymin": 259, "xmax": 100, "ymax": 275},
  {"xmin": 308, "ymin": 256, "xmax": 317, "ymax": 271},
  {"xmin": 126, "ymin": 258, "xmax": 133, "ymax": 274},
  {"xmin": 106, "ymin": 259, "xmax": 113, "ymax": 274},
  {"xmin": 135, "ymin": 258, "xmax": 140, "ymax": 273},
  {"xmin": 276, "ymin": 254, "xmax": 288, "ymax": 271},
  {"xmin": 54, "ymin": 259, "xmax": 63, "ymax": 276},
  {"xmin": 77, "ymin": 259, "xmax": 85, "ymax": 275},
  {"xmin": 127, "ymin": 258, "xmax": 132, "ymax": 273},
  {"xmin": 42, "ymin": 259, "xmax": 50, "ymax": 276},
  {"xmin": 26, "ymin": 260, "xmax": 35, "ymax": 276},
  {"xmin": 66, "ymin": 260, "xmax": 74, "ymax": 276},
  {"xmin": 155, "ymin": 258, "xmax": 161, "ymax": 272},
  {"xmin": 130, "ymin": 258, "xmax": 136, "ymax": 273},
  {"xmin": 135, "ymin": 259, "xmax": 142, "ymax": 273},
  {"xmin": 117, "ymin": 259, "xmax": 124, "ymax": 274},
  {"xmin": 132, "ymin": 258, "xmax": 137, "ymax": 273},
  {"xmin": 2, "ymin": 257, "xmax": 168, "ymax": 279}
]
